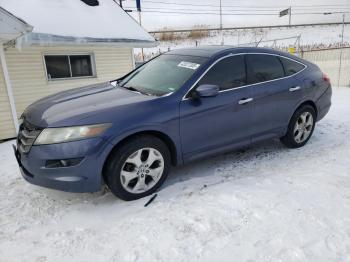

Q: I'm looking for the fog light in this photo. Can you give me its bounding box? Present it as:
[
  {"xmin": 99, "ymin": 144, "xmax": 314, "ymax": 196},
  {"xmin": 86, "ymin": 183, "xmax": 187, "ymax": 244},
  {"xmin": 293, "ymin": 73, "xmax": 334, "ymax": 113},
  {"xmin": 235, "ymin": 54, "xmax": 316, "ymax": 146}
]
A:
[{"xmin": 45, "ymin": 157, "xmax": 83, "ymax": 168}]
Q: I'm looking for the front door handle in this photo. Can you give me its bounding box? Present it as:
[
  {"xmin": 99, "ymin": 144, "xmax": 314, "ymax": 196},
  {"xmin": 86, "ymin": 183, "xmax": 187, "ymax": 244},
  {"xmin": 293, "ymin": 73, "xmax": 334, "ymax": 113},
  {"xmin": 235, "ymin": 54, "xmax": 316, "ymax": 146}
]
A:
[
  {"xmin": 238, "ymin": 98, "xmax": 254, "ymax": 105},
  {"xmin": 289, "ymin": 86, "xmax": 301, "ymax": 92}
]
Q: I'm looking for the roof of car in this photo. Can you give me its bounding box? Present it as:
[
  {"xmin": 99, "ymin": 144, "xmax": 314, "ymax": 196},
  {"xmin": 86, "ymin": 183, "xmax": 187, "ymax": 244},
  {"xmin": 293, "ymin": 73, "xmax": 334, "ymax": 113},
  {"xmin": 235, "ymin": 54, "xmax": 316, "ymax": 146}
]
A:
[{"xmin": 166, "ymin": 46, "xmax": 293, "ymax": 58}]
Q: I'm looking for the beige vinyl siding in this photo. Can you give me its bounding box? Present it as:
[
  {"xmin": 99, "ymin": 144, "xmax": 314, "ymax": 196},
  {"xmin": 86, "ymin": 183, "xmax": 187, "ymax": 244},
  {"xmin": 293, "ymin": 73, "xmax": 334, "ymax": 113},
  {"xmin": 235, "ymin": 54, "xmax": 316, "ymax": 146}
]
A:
[
  {"xmin": 0, "ymin": 62, "xmax": 16, "ymax": 140},
  {"xmin": 4, "ymin": 46, "xmax": 133, "ymax": 120}
]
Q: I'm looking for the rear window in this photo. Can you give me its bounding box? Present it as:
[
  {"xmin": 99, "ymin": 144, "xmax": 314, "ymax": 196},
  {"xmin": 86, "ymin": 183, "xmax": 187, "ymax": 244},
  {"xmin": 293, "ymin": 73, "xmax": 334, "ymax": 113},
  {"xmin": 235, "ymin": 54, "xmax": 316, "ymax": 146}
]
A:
[
  {"xmin": 246, "ymin": 54, "xmax": 284, "ymax": 84},
  {"xmin": 280, "ymin": 57, "xmax": 305, "ymax": 76}
]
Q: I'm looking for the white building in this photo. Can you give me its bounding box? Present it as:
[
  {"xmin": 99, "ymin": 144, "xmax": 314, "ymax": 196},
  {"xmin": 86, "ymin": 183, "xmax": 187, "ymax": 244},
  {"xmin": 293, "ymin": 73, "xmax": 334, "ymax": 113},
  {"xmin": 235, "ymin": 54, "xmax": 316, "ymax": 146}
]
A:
[{"xmin": 0, "ymin": 0, "xmax": 157, "ymax": 140}]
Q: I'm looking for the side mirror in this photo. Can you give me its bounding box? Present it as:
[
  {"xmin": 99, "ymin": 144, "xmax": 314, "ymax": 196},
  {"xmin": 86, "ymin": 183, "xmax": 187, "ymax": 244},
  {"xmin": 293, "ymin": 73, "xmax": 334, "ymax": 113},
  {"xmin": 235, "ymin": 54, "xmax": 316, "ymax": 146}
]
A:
[{"xmin": 195, "ymin": 84, "xmax": 219, "ymax": 98}]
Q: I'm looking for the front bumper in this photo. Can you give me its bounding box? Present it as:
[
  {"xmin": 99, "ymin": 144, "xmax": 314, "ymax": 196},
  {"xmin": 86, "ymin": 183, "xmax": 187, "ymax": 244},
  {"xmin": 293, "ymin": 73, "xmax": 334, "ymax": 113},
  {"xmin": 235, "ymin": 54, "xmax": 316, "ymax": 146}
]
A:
[{"xmin": 13, "ymin": 137, "xmax": 109, "ymax": 193}]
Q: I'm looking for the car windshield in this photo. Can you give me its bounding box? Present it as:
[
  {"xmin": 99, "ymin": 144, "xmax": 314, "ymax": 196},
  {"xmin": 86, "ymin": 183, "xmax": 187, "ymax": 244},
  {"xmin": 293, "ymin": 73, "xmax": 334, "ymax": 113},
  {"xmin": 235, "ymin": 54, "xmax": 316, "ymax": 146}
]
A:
[{"xmin": 118, "ymin": 54, "xmax": 207, "ymax": 96}]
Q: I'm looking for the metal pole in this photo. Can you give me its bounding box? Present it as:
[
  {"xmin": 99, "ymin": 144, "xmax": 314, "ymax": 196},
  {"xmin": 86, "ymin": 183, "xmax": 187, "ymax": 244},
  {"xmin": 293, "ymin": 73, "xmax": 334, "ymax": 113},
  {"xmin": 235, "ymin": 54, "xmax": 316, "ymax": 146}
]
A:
[
  {"xmin": 341, "ymin": 13, "xmax": 345, "ymax": 44},
  {"xmin": 0, "ymin": 42, "xmax": 19, "ymax": 133},
  {"xmin": 289, "ymin": 6, "xmax": 292, "ymax": 26},
  {"xmin": 337, "ymin": 14, "xmax": 345, "ymax": 87},
  {"xmin": 219, "ymin": 0, "xmax": 223, "ymax": 30},
  {"xmin": 220, "ymin": 0, "xmax": 224, "ymax": 45},
  {"xmin": 138, "ymin": 11, "xmax": 145, "ymax": 61}
]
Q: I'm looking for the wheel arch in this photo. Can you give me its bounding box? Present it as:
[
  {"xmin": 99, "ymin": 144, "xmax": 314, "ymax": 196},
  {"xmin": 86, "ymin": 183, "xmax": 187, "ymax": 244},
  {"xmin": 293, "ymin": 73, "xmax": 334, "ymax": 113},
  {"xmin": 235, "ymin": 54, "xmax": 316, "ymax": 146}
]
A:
[
  {"xmin": 296, "ymin": 100, "xmax": 318, "ymax": 118},
  {"xmin": 102, "ymin": 130, "xmax": 179, "ymax": 178},
  {"xmin": 283, "ymin": 100, "xmax": 318, "ymax": 137}
]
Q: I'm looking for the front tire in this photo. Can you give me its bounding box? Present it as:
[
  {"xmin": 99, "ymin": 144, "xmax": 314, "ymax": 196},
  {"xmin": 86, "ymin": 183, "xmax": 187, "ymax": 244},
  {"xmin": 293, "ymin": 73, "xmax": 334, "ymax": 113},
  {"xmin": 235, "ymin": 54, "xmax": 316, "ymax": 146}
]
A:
[
  {"xmin": 104, "ymin": 135, "xmax": 171, "ymax": 201},
  {"xmin": 280, "ymin": 105, "xmax": 316, "ymax": 148}
]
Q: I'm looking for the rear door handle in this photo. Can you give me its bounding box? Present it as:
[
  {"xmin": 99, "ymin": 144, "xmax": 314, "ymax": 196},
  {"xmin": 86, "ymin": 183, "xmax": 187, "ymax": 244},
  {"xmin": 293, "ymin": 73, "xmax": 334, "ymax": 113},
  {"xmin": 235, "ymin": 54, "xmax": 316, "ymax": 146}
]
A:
[
  {"xmin": 238, "ymin": 98, "xmax": 254, "ymax": 105},
  {"xmin": 289, "ymin": 86, "xmax": 301, "ymax": 92}
]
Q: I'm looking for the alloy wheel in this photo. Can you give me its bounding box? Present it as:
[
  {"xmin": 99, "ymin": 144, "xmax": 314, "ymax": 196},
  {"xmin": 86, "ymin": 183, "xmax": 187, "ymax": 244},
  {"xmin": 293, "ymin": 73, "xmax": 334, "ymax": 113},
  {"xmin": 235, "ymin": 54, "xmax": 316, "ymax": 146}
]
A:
[
  {"xmin": 120, "ymin": 148, "xmax": 164, "ymax": 194},
  {"xmin": 293, "ymin": 111, "xmax": 314, "ymax": 143}
]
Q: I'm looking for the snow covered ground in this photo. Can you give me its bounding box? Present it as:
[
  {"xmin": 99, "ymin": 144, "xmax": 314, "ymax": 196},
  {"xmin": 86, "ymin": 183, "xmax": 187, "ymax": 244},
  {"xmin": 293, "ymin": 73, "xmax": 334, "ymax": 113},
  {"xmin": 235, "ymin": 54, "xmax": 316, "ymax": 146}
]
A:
[{"xmin": 1, "ymin": 87, "xmax": 350, "ymax": 262}]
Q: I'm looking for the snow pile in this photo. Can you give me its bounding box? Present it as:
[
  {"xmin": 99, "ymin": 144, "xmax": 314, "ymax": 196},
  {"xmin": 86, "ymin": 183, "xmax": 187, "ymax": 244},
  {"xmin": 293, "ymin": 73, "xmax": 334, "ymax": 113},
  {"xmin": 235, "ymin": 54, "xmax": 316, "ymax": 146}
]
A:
[{"xmin": 1, "ymin": 88, "xmax": 350, "ymax": 261}]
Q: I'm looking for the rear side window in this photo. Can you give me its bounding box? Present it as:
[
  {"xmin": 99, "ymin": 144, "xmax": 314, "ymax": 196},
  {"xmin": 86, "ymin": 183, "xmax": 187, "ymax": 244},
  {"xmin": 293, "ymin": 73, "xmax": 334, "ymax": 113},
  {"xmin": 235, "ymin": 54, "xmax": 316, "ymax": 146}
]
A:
[
  {"xmin": 197, "ymin": 55, "xmax": 246, "ymax": 91},
  {"xmin": 280, "ymin": 57, "xmax": 305, "ymax": 76},
  {"xmin": 246, "ymin": 54, "xmax": 284, "ymax": 84}
]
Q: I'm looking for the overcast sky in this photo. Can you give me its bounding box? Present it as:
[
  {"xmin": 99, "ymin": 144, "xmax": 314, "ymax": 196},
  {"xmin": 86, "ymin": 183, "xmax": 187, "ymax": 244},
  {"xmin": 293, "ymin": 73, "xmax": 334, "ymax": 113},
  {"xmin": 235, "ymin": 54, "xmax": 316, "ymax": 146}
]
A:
[{"xmin": 122, "ymin": 0, "xmax": 350, "ymax": 30}]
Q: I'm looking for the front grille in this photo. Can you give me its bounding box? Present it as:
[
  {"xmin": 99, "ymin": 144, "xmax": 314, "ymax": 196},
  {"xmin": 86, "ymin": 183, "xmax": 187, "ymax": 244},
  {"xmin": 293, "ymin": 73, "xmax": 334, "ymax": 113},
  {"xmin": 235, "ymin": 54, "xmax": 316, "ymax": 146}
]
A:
[{"xmin": 17, "ymin": 120, "xmax": 42, "ymax": 154}]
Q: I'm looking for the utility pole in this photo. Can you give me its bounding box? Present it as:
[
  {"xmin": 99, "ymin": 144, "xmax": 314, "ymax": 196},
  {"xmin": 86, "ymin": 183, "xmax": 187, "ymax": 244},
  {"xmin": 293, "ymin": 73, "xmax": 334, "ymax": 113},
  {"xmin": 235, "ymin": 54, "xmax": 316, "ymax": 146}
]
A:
[
  {"xmin": 341, "ymin": 13, "xmax": 345, "ymax": 44},
  {"xmin": 138, "ymin": 11, "xmax": 145, "ymax": 61},
  {"xmin": 135, "ymin": 0, "xmax": 144, "ymax": 61},
  {"xmin": 289, "ymin": 6, "xmax": 291, "ymax": 26},
  {"xmin": 337, "ymin": 13, "xmax": 345, "ymax": 87},
  {"xmin": 220, "ymin": 0, "xmax": 224, "ymax": 45}
]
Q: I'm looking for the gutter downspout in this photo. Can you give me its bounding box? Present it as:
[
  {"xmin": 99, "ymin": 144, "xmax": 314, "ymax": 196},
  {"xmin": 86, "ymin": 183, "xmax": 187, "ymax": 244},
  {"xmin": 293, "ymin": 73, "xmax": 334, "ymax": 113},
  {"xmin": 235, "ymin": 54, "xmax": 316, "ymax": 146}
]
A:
[
  {"xmin": 131, "ymin": 48, "xmax": 136, "ymax": 69},
  {"xmin": 0, "ymin": 42, "xmax": 19, "ymax": 133}
]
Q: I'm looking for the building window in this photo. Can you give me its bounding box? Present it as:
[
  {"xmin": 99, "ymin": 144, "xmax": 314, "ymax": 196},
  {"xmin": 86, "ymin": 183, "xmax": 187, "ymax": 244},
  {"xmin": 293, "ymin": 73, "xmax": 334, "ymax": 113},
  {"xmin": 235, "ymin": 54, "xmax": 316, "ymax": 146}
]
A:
[{"xmin": 44, "ymin": 54, "xmax": 95, "ymax": 80}]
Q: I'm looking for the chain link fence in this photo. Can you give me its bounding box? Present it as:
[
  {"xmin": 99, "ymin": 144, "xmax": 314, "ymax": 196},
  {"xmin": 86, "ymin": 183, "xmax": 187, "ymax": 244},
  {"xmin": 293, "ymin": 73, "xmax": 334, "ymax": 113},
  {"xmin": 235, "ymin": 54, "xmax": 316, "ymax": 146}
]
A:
[
  {"xmin": 301, "ymin": 47, "xmax": 350, "ymax": 87},
  {"xmin": 137, "ymin": 26, "xmax": 350, "ymax": 87}
]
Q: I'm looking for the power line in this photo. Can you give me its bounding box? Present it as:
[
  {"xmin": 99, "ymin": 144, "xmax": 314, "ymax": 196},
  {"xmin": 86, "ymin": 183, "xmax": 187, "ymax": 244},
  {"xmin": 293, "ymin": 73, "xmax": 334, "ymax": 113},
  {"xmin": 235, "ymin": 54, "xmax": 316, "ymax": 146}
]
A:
[
  {"xmin": 294, "ymin": 11, "xmax": 350, "ymax": 15},
  {"xmin": 138, "ymin": 0, "xmax": 350, "ymax": 8},
  {"xmin": 126, "ymin": 10, "xmax": 276, "ymax": 15},
  {"xmin": 124, "ymin": 9, "xmax": 350, "ymax": 16},
  {"xmin": 293, "ymin": 7, "xmax": 350, "ymax": 10},
  {"xmin": 123, "ymin": 6, "xmax": 350, "ymax": 12},
  {"xmin": 148, "ymin": 22, "xmax": 350, "ymax": 33},
  {"xmin": 124, "ymin": 6, "xmax": 282, "ymax": 11}
]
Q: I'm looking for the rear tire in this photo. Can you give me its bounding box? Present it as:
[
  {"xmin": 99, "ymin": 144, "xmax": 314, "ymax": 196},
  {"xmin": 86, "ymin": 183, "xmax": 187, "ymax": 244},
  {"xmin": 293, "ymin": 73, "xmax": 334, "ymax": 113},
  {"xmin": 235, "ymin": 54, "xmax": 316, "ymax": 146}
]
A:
[
  {"xmin": 104, "ymin": 135, "xmax": 171, "ymax": 201},
  {"xmin": 280, "ymin": 105, "xmax": 316, "ymax": 148}
]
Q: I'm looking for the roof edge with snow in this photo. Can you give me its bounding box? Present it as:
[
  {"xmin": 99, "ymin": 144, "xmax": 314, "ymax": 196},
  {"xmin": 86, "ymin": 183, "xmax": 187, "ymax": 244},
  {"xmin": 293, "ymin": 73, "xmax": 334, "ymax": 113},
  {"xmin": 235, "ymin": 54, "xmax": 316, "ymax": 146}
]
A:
[
  {"xmin": 0, "ymin": 6, "xmax": 33, "ymax": 42},
  {"xmin": 0, "ymin": 0, "xmax": 157, "ymax": 48},
  {"xmin": 16, "ymin": 32, "xmax": 158, "ymax": 48}
]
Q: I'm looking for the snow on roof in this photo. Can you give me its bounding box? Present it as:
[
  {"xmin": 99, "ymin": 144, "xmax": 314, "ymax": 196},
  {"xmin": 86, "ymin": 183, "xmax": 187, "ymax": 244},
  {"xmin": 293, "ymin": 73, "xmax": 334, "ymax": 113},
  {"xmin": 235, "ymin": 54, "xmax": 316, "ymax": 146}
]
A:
[
  {"xmin": 0, "ymin": 7, "xmax": 33, "ymax": 42},
  {"xmin": 0, "ymin": 0, "xmax": 157, "ymax": 47}
]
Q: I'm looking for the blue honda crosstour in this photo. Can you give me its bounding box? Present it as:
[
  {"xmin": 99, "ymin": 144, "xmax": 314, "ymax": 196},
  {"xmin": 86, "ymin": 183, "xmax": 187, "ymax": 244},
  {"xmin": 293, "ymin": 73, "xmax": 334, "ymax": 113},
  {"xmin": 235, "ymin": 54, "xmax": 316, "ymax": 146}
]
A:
[{"xmin": 14, "ymin": 46, "xmax": 332, "ymax": 200}]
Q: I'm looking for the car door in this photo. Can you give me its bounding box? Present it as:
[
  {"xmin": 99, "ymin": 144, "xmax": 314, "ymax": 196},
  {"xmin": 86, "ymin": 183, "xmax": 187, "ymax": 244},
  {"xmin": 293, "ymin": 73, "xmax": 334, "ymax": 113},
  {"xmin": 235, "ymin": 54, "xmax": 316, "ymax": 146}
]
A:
[
  {"xmin": 179, "ymin": 55, "xmax": 255, "ymax": 162},
  {"xmin": 245, "ymin": 54, "xmax": 306, "ymax": 142}
]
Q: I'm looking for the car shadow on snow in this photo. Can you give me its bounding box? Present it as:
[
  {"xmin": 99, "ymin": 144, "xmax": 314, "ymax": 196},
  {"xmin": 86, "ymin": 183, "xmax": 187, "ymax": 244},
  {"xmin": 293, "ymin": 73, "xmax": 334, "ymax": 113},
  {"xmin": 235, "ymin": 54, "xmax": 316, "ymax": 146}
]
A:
[
  {"xmin": 165, "ymin": 139, "xmax": 288, "ymax": 188},
  {"xmin": 165, "ymin": 121, "xmax": 335, "ymax": 191},
  {"xmin": 30, "ymin": 127, "xmax": 326, "ymax": 206},
  {"xmin": 29, "ymin": 139, "xmax": 288, "ymax": 205}
]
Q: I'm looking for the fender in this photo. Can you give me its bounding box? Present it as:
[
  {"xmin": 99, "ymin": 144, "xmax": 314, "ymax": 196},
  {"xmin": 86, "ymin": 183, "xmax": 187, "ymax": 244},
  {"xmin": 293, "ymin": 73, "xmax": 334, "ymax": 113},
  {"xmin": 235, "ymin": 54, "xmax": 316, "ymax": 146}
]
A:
[{"xmin": 99, "ymin": 123, "xmax": 183, "ymax": 169}]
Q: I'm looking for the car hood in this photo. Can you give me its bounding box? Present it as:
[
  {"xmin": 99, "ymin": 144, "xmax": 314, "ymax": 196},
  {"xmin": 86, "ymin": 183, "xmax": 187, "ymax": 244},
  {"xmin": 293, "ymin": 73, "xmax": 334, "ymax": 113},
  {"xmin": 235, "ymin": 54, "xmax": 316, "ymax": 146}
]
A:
[{"xmin": 22, "ymin": 82, "xmax": 155, "ymax": 127}]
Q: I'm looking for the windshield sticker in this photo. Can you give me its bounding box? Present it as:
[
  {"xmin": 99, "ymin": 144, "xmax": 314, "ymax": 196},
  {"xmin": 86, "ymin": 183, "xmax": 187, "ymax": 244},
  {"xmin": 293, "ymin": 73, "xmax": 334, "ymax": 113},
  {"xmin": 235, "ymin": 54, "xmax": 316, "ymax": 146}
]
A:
[{"xmin": 177, "ymin": 61, "xmax": 200, "ymax": 70}]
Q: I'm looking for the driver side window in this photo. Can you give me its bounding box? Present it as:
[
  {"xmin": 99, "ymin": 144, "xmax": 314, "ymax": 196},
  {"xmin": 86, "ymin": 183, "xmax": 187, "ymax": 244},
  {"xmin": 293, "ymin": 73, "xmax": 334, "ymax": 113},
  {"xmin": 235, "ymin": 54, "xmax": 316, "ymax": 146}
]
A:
[{"xmin": 197, "ymin": 55, "xmax": 246, "ymax": 91}]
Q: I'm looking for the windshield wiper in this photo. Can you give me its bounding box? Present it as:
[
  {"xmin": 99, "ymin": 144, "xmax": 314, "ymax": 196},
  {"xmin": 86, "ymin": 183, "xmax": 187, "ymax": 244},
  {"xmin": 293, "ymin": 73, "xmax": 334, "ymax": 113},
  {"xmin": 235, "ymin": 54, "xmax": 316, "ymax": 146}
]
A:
[
  {"xmin": 122, "ymin": 86, "xmax": 154, "ymax": 96},
  {"xmin": 123, "ymin": 86, "xmax": 140, "ymax": 92}
]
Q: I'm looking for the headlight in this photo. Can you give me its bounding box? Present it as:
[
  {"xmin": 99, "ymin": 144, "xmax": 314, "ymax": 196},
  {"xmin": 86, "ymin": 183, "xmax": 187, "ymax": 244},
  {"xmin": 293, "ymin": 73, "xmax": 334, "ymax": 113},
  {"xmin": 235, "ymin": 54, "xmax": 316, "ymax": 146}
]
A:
[{"xmin": 34, "ymin": 123, "xmax": 111, "ymax": 145}]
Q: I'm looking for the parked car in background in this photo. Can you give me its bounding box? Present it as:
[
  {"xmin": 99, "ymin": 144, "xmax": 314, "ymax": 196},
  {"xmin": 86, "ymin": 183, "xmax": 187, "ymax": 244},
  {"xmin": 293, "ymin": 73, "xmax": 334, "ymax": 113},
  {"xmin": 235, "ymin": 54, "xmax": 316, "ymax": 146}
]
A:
[{"xmin": 14, "ymin": 46, "xmax": 332, "ymax": 201}]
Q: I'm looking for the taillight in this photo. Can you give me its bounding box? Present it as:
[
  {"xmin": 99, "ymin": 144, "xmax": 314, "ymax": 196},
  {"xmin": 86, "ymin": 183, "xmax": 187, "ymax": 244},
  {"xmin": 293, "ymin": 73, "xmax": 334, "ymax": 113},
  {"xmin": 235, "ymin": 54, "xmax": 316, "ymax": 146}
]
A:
[{"xmin": 322, "ymin": 73, "xmax": 330, "ymax": 84}]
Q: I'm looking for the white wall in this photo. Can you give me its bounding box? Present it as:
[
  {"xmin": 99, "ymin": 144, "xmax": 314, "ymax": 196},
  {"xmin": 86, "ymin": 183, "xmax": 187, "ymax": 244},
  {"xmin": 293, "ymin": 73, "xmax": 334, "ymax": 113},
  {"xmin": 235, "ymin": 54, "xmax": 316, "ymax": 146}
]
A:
[{"xmin": 0, "ymin": 45, "xmax": 133, "ymax": 140}]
